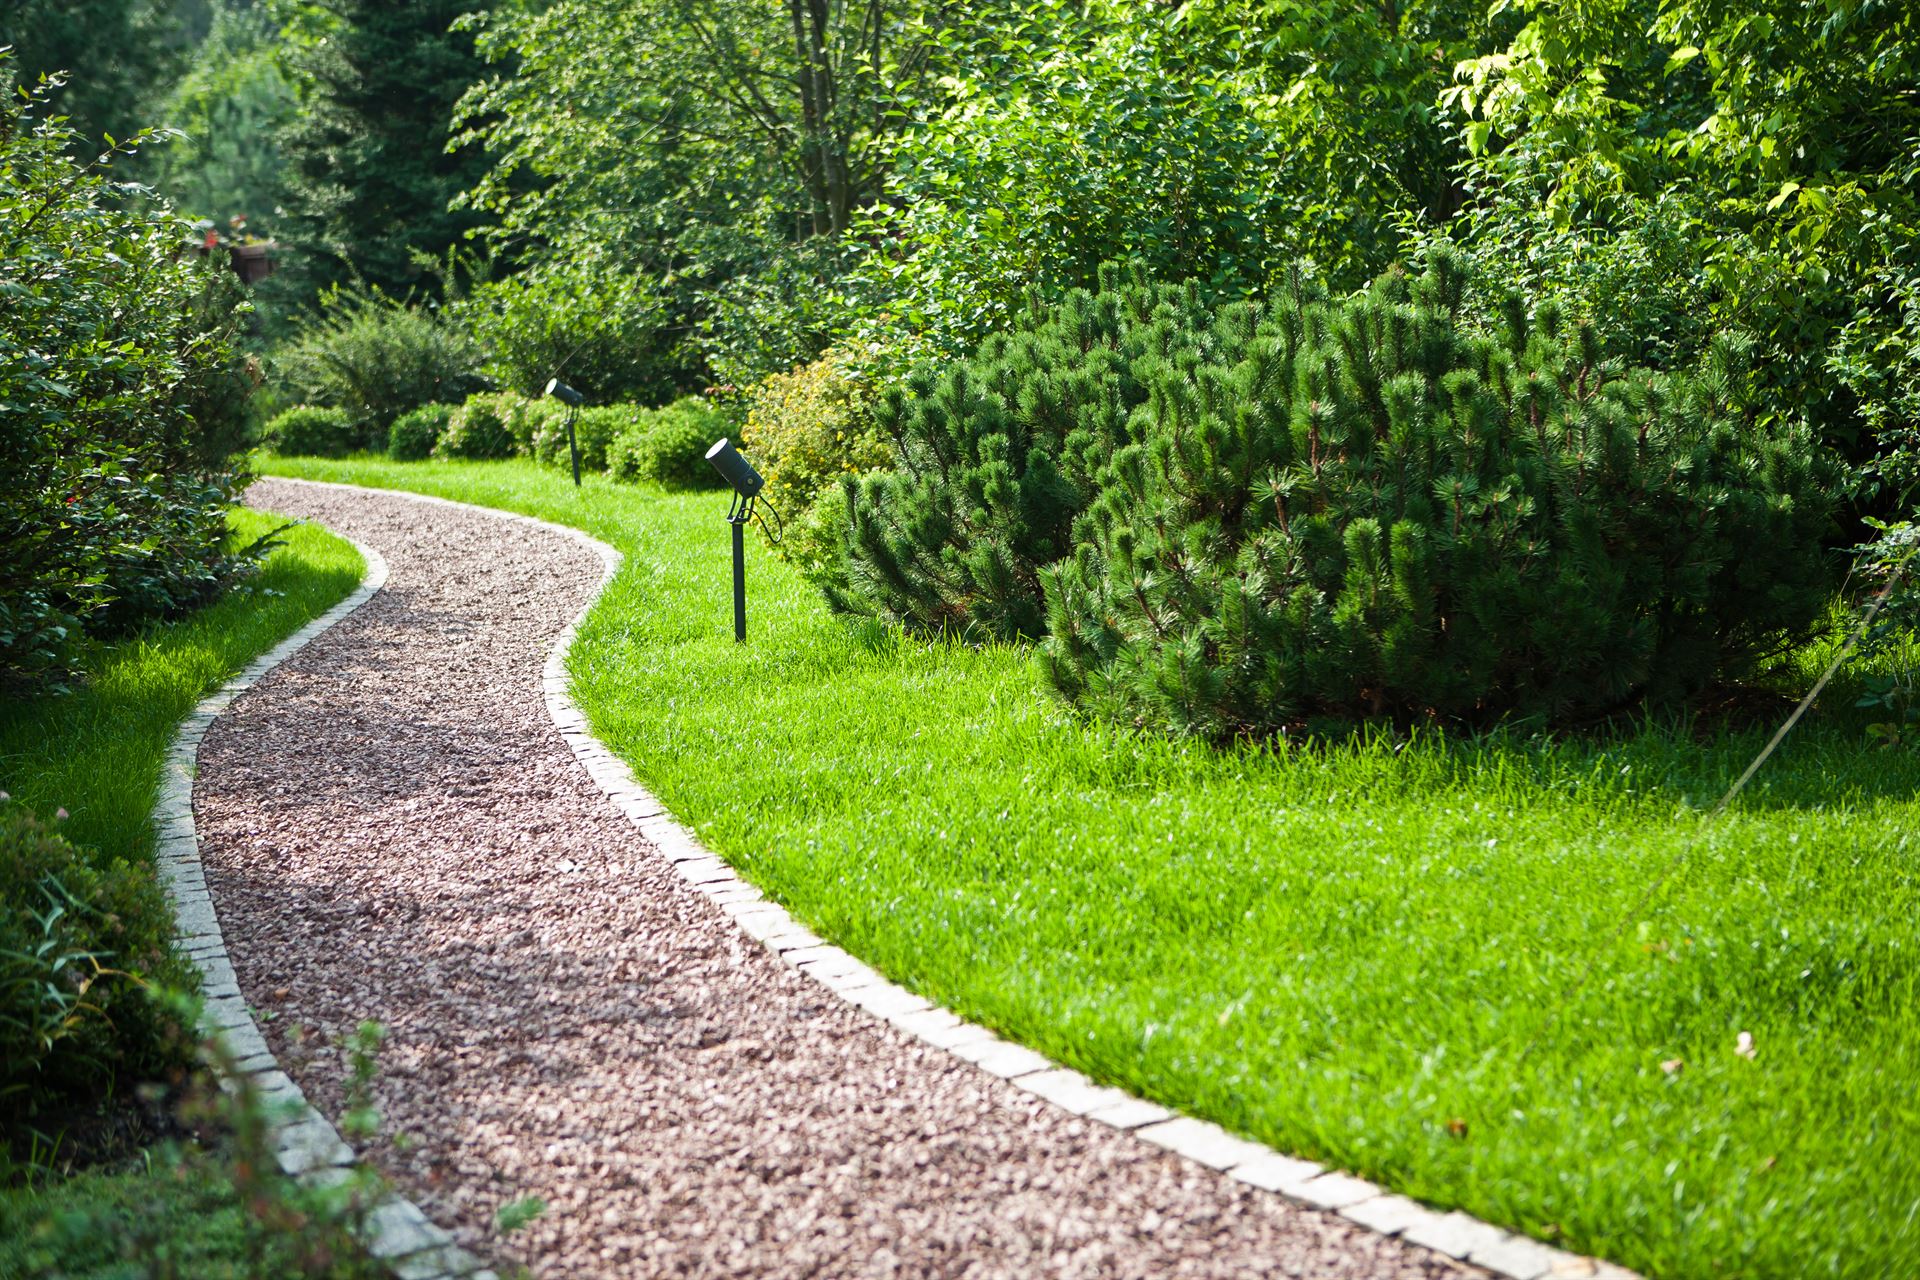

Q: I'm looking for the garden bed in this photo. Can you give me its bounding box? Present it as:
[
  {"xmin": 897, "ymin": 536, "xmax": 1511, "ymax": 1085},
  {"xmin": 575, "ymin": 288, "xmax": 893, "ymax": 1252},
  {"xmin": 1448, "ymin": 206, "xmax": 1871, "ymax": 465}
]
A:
[{"xmin": 264, "ymin": 456, "xmax": 1920, "ymax": 1280}]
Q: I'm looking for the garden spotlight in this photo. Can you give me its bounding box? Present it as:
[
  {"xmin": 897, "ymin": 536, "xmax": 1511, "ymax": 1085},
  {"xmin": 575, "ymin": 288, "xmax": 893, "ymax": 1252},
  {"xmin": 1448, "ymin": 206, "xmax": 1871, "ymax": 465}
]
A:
[
  {"xmin": 544, "ymin": 377, "xmax": 585, "ymax": 487},
  {"xmin": 705, "ymin": 438, "xmax": 766, "ymax": 643}
]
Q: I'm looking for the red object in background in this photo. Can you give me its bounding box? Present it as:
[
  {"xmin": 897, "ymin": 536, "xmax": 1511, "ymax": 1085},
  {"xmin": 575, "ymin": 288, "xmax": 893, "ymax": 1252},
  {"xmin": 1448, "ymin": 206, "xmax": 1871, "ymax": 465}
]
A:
[{"xmin": 204, "ymin": 229, "xmax": 219, "ymax": 249}]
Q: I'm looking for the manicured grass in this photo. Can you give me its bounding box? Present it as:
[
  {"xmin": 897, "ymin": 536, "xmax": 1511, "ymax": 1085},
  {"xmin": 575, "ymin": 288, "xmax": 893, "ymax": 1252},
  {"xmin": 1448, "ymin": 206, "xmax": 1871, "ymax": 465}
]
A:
[
  {"xmin": 0, "ymin": 506, "xmax": 364, "ymax": 1270},
  {"xmin": 264, "ymin": 456, "xmax": 1920, "ymax": 1280},
  {"xmin": 0, "ymin": 509, "xmax": 364, "ymax": 861}
]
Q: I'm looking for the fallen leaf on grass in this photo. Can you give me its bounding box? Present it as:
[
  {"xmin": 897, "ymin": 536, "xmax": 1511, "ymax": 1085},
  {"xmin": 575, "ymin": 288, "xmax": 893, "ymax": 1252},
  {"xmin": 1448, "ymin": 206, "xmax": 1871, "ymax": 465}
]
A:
[{"xmin": 1660, "ymin": 1058, "xmax": 1685, "ymax": 1076}]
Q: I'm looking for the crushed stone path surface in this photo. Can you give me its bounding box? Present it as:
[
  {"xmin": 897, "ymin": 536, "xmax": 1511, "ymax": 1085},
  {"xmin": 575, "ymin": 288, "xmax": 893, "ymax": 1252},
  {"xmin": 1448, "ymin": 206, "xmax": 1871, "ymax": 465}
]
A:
[{"xmin": 196, "ymin": 478, "xmax": 1481, "ymax": 1279}]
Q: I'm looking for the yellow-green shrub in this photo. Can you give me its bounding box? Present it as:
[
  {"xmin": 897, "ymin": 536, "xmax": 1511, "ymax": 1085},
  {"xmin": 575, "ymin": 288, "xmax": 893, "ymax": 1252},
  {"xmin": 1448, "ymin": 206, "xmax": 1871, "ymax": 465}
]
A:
[{"xmin": 741, "ymin": 350, "xmax": 892, "ymax": 585}]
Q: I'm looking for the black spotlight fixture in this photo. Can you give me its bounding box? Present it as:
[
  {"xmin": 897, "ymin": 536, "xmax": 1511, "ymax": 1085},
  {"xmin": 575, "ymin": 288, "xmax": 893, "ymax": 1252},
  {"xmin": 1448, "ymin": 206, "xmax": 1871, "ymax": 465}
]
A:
[
  {"xmin": 704, "ymin": 437, "xmax": 766, "ymax": 643},
  {"xmin": 544, "ymin": 377, "xmax": 585, "ymax": 487}
]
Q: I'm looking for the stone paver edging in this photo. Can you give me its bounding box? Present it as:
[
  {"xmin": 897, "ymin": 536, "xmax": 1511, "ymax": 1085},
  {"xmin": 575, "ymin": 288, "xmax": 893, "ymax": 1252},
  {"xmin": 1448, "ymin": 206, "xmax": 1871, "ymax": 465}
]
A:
[
  {"xmin": 165, "ymin": 477, "xmax": 1637, "ymax": 1280},
  {"xmin": 154, "ymin": 533, "xmax": 496, "ymax": 1280}
]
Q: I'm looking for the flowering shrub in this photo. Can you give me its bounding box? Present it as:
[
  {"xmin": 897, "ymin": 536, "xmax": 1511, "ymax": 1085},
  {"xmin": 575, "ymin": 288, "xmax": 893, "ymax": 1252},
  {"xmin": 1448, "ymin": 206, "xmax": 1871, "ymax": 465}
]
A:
[{"xmin": 742, "ymin": 350, "xmax": 892, "ymax": 585}]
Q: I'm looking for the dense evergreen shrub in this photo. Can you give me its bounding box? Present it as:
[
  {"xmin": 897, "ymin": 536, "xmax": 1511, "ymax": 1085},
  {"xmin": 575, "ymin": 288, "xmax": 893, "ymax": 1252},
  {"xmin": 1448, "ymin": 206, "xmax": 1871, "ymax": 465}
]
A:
[
  {"xmin": 741, "ymin": 350, "xmax": 893, "ymax": 586},
  {"xmin": 434, "ymin": 393, "xmax": 520, "ymax": 460},
  {"xmin": 1, "ymin": 61, "xmax": 260, "ymax": 688},
  {"xmin": 834, "ymin": 268, "xmax": 1252, "ymax": 639},
  {"xmin": 607, "ymin": 398, "xmax": 728, "ymax": 489},
  {"xmin": 1040, "ymin": 255, "xmax": 1840, "ymax": 734},
  {"xmin": 1, "ymin": 803, "xmax": 193, "ymax": 1121},
  {"xmin": 265, "ymin": 406, "xmax": 357, "ymax": 457},
  {"xmin": 388, "ymin": 403, "xmax": 457, "ymax": 460},
  {"xmin": 273, "ymin": 287, "xmax": 485, "ymax": 445}
]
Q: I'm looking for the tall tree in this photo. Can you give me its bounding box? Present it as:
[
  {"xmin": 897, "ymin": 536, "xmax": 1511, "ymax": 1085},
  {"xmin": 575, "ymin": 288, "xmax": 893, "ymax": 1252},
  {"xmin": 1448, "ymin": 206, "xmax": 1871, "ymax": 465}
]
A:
[
  {"xmin": 0, "ymin": 0, "xmax": 194, "ymax": 146},
  {"xmin": 275, "ymin": 0, "xmax": 496, "ymax": 301}
]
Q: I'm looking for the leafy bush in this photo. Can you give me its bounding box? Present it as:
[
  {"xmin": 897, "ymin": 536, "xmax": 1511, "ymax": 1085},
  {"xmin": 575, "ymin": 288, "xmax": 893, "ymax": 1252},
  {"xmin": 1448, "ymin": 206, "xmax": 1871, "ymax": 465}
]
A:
[
  {"xmin": 265, "ymin": 406, "xmax": 357, "ymax": 458},
  {"xmin": 530, "ymin": 404, "xmax": 630, "ymax": 474},
  {"xmin": 607, "ymin": 397, "xmax": 728, "ymax": 490},
  {"xmin": 387, "ymin": 403, "xmax": 457, "ymax": 461},
  {"xmin": 1, "ymin": 803, "xmax": 193, "ymax": 1121},
  {"xmin": 0, "ymin": 59, "xmax": 260, "ymax": 688},
  {"xmin": 434, "ymin": 393, "xmax": 521, "ymax": 461},
  {"xmin": 741, "ymin": 350, "xmax": 892, "ymax": 585},
  {"xmin": 453, "ymin": 255, "xmax": 675, "ymax": 404},
  {"xmin": 272, "ymin": 286, "xmax": 485, "ymax": 446},
  {"xmin": 1040, "ymin": 254, "xmax": 1840, "ymax": 735},
  {"xmin": 835, "ymin": 268, "xmax": 1242, "ymax": 639}
]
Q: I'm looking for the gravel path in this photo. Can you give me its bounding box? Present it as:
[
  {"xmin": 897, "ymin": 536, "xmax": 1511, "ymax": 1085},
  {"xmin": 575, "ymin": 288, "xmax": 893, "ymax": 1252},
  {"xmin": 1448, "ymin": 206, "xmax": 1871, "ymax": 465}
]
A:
[{"xmin": 195, "ymin": 478, "xmax": 1480, "ymax": 1279}]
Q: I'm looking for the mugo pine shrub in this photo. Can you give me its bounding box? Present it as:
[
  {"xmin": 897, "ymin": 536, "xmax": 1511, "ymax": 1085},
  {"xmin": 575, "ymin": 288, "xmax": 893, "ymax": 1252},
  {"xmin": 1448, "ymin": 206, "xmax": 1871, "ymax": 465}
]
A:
[
  {"xmin": 1040, "ymin": 254, "xmax": 1839, "ymax": 735},
  {"xmin": 836, "ymin": 268, "xmax": 1250, "ymax": 639}
]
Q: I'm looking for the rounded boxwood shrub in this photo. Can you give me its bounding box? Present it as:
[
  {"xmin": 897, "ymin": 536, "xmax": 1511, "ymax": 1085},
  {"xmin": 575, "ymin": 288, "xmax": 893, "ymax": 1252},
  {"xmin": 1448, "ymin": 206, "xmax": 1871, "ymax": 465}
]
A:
[
  {"xmin": 531, "ymin": 403, "xmax": 630, "ymax": 473},
  {"xmin": 264, "ymin": 405, "xmax": 357, "ymax": 457},
  {"xmin": 608, "ymin": 397, "xmax": 727, "ymax": 489},
  {"xmin": 1039, "ymin": 253, "xmax": 1841, "ymax": 734},
  {"xmin": 1, "ymin": 802, "xmax": 194, "ymax": 1122},
  {"xmin": 434, "ymin": 393, "xmax": 520, "ymax": 460},
  {"xmin": 388, "ymin": 403, "xmax": 456, "ymax": 461}
]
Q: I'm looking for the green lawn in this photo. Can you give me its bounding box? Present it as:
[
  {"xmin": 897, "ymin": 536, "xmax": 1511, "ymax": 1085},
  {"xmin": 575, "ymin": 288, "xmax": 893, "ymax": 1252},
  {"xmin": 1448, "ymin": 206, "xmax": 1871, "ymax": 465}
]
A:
[
  {"xmin": 263, "ymin": 456, "xmax": 1920, "ymax": 1280},
  {"xmin": 0, "ymin": 506, "xmax": 365, "ymax": 1275},
  {"xmin": 0, "ymin": 510, "xmax": 365, "ymax": 861}
]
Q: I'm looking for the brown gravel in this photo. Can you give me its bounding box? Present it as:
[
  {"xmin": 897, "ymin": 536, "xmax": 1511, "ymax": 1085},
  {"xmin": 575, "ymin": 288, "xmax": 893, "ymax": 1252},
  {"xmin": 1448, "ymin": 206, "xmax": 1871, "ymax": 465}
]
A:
[{"xmin": 194, "ymin": 477, "xmax": 1480, "ymax": 1279}]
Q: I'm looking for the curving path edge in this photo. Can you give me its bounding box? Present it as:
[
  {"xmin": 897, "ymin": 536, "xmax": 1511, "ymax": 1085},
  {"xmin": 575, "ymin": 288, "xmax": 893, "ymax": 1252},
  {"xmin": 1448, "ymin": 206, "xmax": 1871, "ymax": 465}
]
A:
[{"xmin": 156, "ymin": 477, "xmax": 1635, "ymax": 1280}]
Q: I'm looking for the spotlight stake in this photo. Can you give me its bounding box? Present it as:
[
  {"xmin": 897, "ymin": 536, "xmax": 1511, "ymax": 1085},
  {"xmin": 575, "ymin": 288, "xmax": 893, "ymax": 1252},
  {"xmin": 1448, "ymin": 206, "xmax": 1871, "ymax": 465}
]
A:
[
  {"xmin": 704, "ymin": 437, "xmax": 765, "ymax": 643},
  {"xmin": 544, "ymin": 377, "xmax": 585, "ymax": 487}
]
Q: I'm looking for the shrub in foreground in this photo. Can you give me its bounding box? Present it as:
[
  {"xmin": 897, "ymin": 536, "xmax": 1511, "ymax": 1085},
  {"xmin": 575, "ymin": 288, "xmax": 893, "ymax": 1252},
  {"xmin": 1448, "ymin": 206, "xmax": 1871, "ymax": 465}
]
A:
[
  {"xmin": 835, "ymin": 268, "xmax": 1244, "ymax": 639},
  {"xmin": 1, "ymin": 60, "xmax": 259, "ymax": 688},
  {"xmin": 607, "ymin": 397, "xmax": 728, "ymax": 489},
  {"xmin": 387, "ymin": 403, "xmax": 456, "ymax": 460},
  {"xmin": 265, "ymin": 405, "xmax": 357, "ymax": 457},
  {"xmin": 1040, "ymin": 255, "xmax": 1840, "ymax": 734},
  {"xmin": 1, "ymin": 803, "xmax": 193, "ymax": 1122},
  {"xmin": 741, "ymin": 349, "xmax": 892, "ymax": 586}
]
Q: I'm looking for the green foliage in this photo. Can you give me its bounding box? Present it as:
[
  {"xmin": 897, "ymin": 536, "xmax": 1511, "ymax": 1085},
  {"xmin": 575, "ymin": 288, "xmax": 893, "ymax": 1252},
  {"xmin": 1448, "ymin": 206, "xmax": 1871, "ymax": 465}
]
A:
[
  {"xmin": 271, "ymin": 288, "xmax": 485, "ymax": 444},
  {"xmin": 861, "ymin": 2, "xmax": 1302, "ymax": 356},
  {"xmin": 453, "ymin": 255, "xmax": 675, "ymax": 404},
  {"xmin": 0, "ymin": 803, "xmax": 192, "ymax": 1124},
  {"xmin": 0, "ymin": 59, "xmax": 261, "ymax": 688},
  {"xmin": 741, "ymin": 350, "xmax": 892, "ymax": 586},
  {"xmin": 386, "ymin": 404, "xmax": 456, "ymax": 462},
  {"xmin": 0, "ymin": 0, "xmax": 192, "ymax": 146},
  {"xmin": 274, "ymin": 0, "xmax": 496, "ymax": 302},
  {"xmin": 607, "ymin": 397, "xmax": 727, "ymax": 490},
  {"xmin": 1445, "ymin": 0, "xmax": 1920, "ymax": 475},
  {"xmin": 434, "ymin": 393, "xmax": 520, "ymax": 461},
  {"xmin": 835, "ymin": 267, "xmax": 1239, "ymax": 639},
  {"xmin": 264, "ymin": 406, "xmax": 357, "ymax": 458},
  {"xmin": 1042, "ymin": 255, "xmax": 1839, "ymax": 734},
  {"xmin": 530, "ymin": 404, "xmax": 627, "ymax": 474},
  {"xmin": 147, "ymin": 1, "xmax": 296, "ymax": 229}
]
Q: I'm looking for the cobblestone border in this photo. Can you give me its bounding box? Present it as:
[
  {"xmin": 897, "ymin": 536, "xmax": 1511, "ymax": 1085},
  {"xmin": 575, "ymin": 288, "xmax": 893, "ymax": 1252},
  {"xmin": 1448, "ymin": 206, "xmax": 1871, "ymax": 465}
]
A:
[
  {"xmin": 153, "ymin": 530, "xmax": 497, "ymax": 1280},
  {"xmin": 238, "ymin": 478, "xmax": 1640, "ymax": 1280}
]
